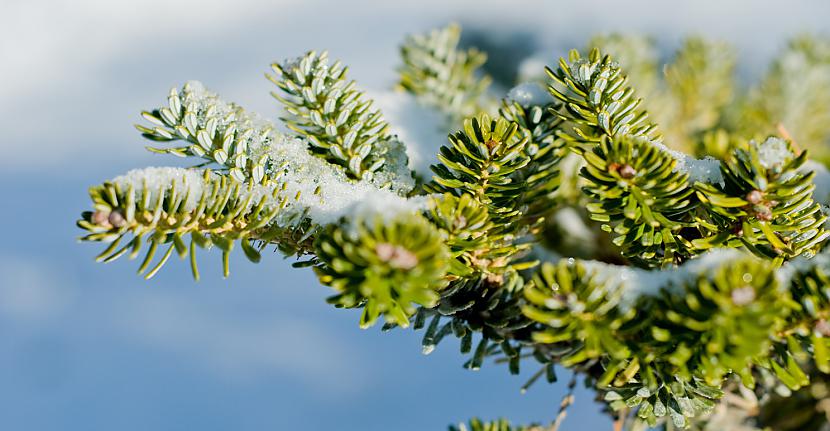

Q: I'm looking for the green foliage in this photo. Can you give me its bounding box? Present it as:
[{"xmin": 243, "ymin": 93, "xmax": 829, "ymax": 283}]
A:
[
  {"xmin": 313, "ymin": 213, "xmax": 450, "ymax": 328},
  {"xmin": 652, "ymin": 258, "xmax": 787, "ymax": 387},
  {"xmin": 449, "ymin": 418, "xmax": 541, "ymax": 431},
  {"xmin": 695, "ymin": 137, "xmax": 828, "ymax": 262},
  {"xmin": 499, "ymin": 100, "xmax": 565, "ymax": 231},
  {"xmin": 579, "ymin": 135, "xmax": 697, "ymax": 267},
  {"xmin": 399, "ymin": 23, "xmax": 491, "ymax": 118},
  {"xmin": 268, "ymin": 51, "xmax": 392, "ymax": 179},
  {"xmin": 547, "ymin": 48, "xmax": 660, "ymax": 148},
  {"xmin": 428, "ymin": 114, "xmax": 530, "ymax": 231},
  {"xmin": 663, "ymin": 37, "xmax": 736, "ymax": 154},
  {"xmin": 607, "ymin": 378, "xmax": 723, "ymax": 429},
  {"xmin": 137, "ymin": 81, "xmax": 274, "ymax": 183},
  {"xmin": 76, "ymin": 22, "xmax": 830, "ymax": 431},
  {"xmin": 586, "ymin": 33, "xmax": 659, "ymax": 100},
  {"xmin": 77, "ymin": 168, "xmax": 294, "ymax": 280},
  {"xmin": 523, "ymin": 259, "xmax": 635, "ymax": 365},
  {"xmin": 738, "ymin": 35, "xmax": 830, "ymax": 160}
]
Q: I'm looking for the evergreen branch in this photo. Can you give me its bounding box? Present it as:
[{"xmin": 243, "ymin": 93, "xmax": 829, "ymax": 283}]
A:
[
  {"xmin": 499, "ymin": 93, "xmax": 565, "ymax": 232},
  {"xmin": 312, "ymin": 212, "xmax": 450, "ymax": 328},
  {"xmin": 694, "ymin": 137, "xmax": 829, "ymax": 262},
  {"xmin": 398, "ymin": 23, "xmax": 491, "ymax": 118},
  {"xmin": 137, "ymin": 81, "xmax": 276, "ymax": 183},
  {"xmin": 587, "ymin": 33, "xmax": 659, "ymax": 101},
  {"xmin": 663, "ymin": 37, "xmax": 736, "ymax": 153},
  {"xmin": 739, "ymin": 35, "xmax": 830, "ymax": 160},
  {"xmin": 578, "ymin": 135, "xmax": 698, "ymax": 267},
  {"xmin": 267, "ymin": 51, "xmax": 393, "ymax": 179},
  {"xmin": 427, "ymin": 114, "xmax": 530, "ymax": 233},
  {"xmin": 546, "ymin": 48, "xmax": 660, "ymax": 147},
  {"xmin": 77, "ymin": 167, "xmax": 300, "ymax": 279}
]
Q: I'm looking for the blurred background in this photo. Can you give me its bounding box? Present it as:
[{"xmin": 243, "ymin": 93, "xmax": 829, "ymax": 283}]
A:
[{"xmin": 1, "ymin": 0, "xmax": 829, "ymax": 429}]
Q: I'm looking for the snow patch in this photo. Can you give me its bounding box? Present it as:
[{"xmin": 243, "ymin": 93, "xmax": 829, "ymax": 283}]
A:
[
  {"xmin": 801, "ymin": 160, "xmax": 830, "ymax": 206},
  {"xmin": 580, "ymin": 248, "xmax": 746, "ymax": 309},
  {"xmin": 371, "ymin": 90, "xmax": 448, "ymax": 176},
  {"xmin": 653, "ymin": 142, "xmax": 725, "ymax": 186},
  {"xmin": 506, "ymin": 82, "xmax": 554, "ymax": 107},
  {"xmin": 756, "ymin": 137, "xmax": 792, "ymax": 170}
]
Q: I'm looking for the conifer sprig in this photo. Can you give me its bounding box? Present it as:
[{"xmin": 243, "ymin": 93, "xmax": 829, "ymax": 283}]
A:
[
  {"xmin": 75, "ymin": 23, "xmax": 830, "ymax": 431},
  {"xmin": 398, "ymin": 23, "xmax": 491, "ymax": 118},
  {"xmin": 313, "ymin": 212, "xmax": 450, "ymax": 328},
  {"xmin": 137, "ymin": 81, "xmax": 276, "ymax": 183},
  {"xmin": 547, "ymin": 48, "xmax": 660, "ymax": 147},
  {"xmin": 694, "ymin": 137, "xmax": 829, "ymax": 262},
  {"xmin": 77, "ymin": 167, "xmax": 298, "ymax": 280},
  {"xmin": 268, "ymin": 51, "xmax": 392, "ymax": 179}
]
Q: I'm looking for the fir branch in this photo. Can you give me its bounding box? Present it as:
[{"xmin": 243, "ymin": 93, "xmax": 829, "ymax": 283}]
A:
[
  {"xmin": 578, "ymin": 135, "xmax": 698, "ymax": 267},
  {"xmin": 312, "ymin": 212, "xmax": 450, "ymax": 328},
  {"xmin": 77, "ymin": 167, "xmax": 299, "ymax": 279},
  {"xmin": 398, "ymin": 23, "xmax": 491, "ymax": 118},
  {"xmin": 268, "ymin": 51, "xmax": 393, "ymax": 179},
  {"xmin": 547, "ymin": 48, "xmax": 660, "ymax": 148},
  {"xmin": 427, "ymin": 114, "xmax": 530, "ymax": 233},
  {"xmin": 499, "ymin": 92, "xmax": 565, "ymax": 232},
  {"xmin": 694, "ymin": 137, "xmax": 829, "ymax": 262},
  {"xmin": 137, "ymin": 81, "xmax": 276, "ymax": 183}
]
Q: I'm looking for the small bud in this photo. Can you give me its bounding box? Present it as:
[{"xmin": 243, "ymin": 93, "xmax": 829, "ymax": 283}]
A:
[
  {"xmin": 375, "ymin": 243, "xmax": 418, "ymax": 270},
  {"xmin": 754, "ymin": 205, "xmax": 773, "ymax": 222},
  {"xmin": 816, "ymin": 319, "xmax": 830, "ymax": 337},
  {"xmin": 108, "ymin": 210, "xmax": 127, "ymax": 228},
  {"xmin": 485, "ymin": 139, "xmax": 499, "ymax": 151},
  {"xmin": 92, "ymin": 210, "xmax": 111, "ymax": 226},
  {"xmin": 618, "ymin": 164, "xmax": 637, "ymax": 179},
  {"xmin": 609, "ymin": 162, "xmax": 636, "ymax": 179},
  {"xmin": 746, "ymin": 190, "xmax": 763, "ymax": 204}
]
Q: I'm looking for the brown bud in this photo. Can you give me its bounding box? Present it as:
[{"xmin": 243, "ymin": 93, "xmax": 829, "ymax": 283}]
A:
[
  {"xmin": 108, "ymin": 210, "xmax": 127, "ymax": 228},
  {"xmin": 816, "ymin": 319, "xmax": 830, "ymax": 337},
  {"xmin": 754, "ymin": 205, "xmax": 773, "ymax": 222},
  {"xmin": 375, "ymin": 243, "xmax": 418, "ymax": 270},
  {"xmin": 618, "ymin": 164, "xmax": 637, "ymax": 179},
  {"xmin": 91, "ymin": 210, "xmax": 111, "ymax": 226},
  {"xmin": 746, "ymin": 190, "xmax": 763, "ymax": 204}
]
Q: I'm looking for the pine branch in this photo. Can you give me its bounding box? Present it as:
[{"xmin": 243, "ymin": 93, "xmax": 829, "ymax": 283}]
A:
[
  {"xmin": 312, "ymin": 212, "xmax": 450, "ymax": 328},
  {"xmin": 76, "ymin": 167, "xmax": 300, "ymax": 279},
  {"xmin": 694, "ymin": 137, "xmax": 829, "ymax": 263},
  {"xmin": 547, "ymin": 48, "xmax": 660, "ymax": 148},
  {"xmin": 267, "ymin": 51, "xmax": 395, "ymax": 179},
  {"xmin": 137, "ymin": 81, "xmax": 276, "ymax": 183},
  {"xmin": 399, "ymin": 23, "xmax": 491, "ymax": 118}
]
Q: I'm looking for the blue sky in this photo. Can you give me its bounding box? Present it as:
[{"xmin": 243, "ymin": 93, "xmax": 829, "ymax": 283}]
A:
[{"xmin": 2, "ymin": 0, "xmax": 829, "ymax": 429}]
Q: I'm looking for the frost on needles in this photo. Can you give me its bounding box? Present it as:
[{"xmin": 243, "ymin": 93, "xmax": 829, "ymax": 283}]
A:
[{"xmin": 77, "ymin": 23, "xmax": 830, "ymax": 431}]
